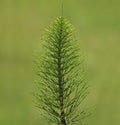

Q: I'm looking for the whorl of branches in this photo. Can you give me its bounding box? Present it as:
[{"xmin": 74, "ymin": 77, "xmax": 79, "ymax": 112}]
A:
[{"xmin": 34, "ymin": 17, "xmax": 90, "ymax": 125}]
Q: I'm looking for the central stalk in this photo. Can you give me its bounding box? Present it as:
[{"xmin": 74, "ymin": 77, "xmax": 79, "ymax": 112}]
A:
[{"xmin": 57, "ymin": 17, "xmax": 66, "ymax": 125}]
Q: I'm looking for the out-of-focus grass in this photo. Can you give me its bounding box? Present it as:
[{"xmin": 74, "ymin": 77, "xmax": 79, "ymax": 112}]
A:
[{"xmin": 0, "ymin": 0, "xmax": 120, "ymax": 125}]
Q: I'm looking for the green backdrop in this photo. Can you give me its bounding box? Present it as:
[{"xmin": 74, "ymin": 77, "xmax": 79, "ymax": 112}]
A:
[{"xmin": 0, "ymin": 0, "xmax": 120, "ymax": 125}]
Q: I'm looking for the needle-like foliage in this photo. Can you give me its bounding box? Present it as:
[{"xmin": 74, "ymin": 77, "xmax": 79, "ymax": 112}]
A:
[{"xmin": 34, "ymin": 17, "xmax": 90, "ymax": 125}]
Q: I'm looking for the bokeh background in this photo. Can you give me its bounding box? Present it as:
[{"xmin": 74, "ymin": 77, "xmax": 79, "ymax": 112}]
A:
[{"xmin": 0, "ymin": 0, "xmax": 120, "ymax": 125}]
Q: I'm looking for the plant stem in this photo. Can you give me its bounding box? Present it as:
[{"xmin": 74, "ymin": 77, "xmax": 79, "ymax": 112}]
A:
[{"xmin": 58, "ymin": 18, "xmax": 66, "ymax": 125}]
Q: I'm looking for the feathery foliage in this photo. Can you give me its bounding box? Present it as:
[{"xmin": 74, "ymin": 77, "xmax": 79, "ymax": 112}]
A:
[{"xmin": 34, "ymin": 17, "xmax": 90, "ymax": 125}]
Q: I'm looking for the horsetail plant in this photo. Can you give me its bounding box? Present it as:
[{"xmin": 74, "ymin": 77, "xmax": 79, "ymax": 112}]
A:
[{"xmin": 34, "ymin": 16, "xmax": 90, "ymax": 125}]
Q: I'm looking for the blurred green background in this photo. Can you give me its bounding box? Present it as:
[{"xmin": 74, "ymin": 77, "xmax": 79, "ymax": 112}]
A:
[{"xmin": 0, "ymin": 0, "xmax": 120, "ymax": 125}]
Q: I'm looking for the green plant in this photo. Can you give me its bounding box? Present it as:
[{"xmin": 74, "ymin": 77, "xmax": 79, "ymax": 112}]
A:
[{"xmin": 34, "ymin": 17, "xmax": 90, "ymax": 125}]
